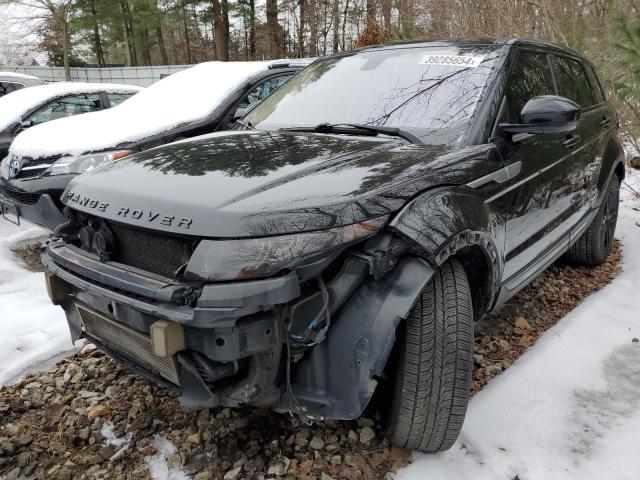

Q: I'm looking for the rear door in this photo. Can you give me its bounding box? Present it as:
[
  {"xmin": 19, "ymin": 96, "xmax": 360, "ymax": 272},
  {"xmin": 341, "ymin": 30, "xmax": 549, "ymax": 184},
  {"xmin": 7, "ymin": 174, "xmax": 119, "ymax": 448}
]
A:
[{"xmin": 550, "ymin": 54, "xmax": 602, "ymax": 215}]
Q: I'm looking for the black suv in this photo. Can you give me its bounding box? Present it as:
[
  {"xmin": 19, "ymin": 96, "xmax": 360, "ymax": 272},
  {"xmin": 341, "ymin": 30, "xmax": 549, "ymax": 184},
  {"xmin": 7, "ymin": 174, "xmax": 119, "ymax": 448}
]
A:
[{"xmin": 42, "ymin": 39, "xmax": 624, "ymax": 452}]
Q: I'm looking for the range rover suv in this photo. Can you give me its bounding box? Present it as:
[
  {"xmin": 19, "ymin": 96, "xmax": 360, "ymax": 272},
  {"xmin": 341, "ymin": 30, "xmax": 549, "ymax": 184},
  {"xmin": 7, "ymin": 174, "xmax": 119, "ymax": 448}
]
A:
[{"xmin": 42, "ymin": 39, "xmax": 624, "ymax": 452}]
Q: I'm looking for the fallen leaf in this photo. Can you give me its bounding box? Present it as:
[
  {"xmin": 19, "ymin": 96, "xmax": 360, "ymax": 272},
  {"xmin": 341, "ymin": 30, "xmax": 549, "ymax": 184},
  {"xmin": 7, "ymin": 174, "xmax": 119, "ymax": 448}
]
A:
[
  {"xmin": 514, "ymin": 316, "xmax": 531, "ymax": 330},
  {"xmin": 86, "ymin": 405, "xmax": 110, "ymax": 421}
]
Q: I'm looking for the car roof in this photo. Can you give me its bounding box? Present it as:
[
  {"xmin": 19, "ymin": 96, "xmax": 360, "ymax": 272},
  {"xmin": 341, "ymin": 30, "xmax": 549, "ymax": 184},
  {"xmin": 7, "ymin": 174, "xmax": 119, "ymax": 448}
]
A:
[
  {"xmin": 268, "ymin": 58, "xmax": 316, "ymax": 69},
  {"xmin": 0, "ymin": 73, "xmax": 43, "ymax": 86},
  {"xmin": 354, "ymin": 38, "xmax": 587, "ymax": 62}
]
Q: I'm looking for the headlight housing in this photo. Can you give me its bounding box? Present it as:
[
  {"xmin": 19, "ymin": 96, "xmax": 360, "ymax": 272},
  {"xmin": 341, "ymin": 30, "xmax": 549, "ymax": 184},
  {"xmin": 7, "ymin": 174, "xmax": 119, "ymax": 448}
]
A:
[
  {"xmin": 44, "ymin": 150, "xmax": 131, "ymax": 176},
  {"xmin": 186, "ymin": 216, "xmax": 388, "ymax": 281}
]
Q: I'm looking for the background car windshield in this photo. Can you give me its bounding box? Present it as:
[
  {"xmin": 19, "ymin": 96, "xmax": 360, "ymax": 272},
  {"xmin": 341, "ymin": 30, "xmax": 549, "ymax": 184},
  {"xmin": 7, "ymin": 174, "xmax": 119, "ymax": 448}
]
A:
[{"xmin": 245, "ymin": 45, "xmax": 502, "ymax": 145}]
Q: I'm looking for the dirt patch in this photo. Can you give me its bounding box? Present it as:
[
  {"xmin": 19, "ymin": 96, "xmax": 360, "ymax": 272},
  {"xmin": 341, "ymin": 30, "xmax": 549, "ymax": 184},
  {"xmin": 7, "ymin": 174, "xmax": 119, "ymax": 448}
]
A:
[
  {"xmin": 0, "ymin": 241, "xmax": 621, "ymax": 480},
  {"xmin": 10, "ymin": 238, "xmax": 48, "ymax": 273}
]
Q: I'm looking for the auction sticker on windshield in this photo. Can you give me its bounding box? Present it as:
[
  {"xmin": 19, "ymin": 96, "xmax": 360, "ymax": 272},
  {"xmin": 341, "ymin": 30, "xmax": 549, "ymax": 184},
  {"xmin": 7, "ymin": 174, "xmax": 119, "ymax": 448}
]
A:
[{"xmin": 419, "ymin": 54, "xmax": 485, "ymax": 68}]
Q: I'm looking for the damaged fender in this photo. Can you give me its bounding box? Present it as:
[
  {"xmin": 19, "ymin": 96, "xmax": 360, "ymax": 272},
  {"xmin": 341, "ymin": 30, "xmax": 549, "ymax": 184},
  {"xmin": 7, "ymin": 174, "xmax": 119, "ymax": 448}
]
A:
[{"xmin": 281, "ymin": 255, "xmax": 434, "ymax": 420}]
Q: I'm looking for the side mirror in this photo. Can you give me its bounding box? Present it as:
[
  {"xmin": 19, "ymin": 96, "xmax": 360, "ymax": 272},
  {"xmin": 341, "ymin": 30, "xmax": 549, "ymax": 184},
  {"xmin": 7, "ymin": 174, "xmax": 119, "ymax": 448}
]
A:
[
  {"xmin": 19, "ymin": 119, "xmax": 33, "ymax": 129},
  {"xmin": 500, "ymin": 95, "xmax": 581, "ymax": 136},
  {"xmin": 233, "ymin": 107, "xmax": 247, "ymax": 120}
]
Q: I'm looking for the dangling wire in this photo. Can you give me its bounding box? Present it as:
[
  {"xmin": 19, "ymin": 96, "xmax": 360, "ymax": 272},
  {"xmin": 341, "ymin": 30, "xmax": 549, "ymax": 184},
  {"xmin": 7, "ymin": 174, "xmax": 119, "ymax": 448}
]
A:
[{"xmin": 285, "ymin": 276, "xmax": 332, "ymax": 420}]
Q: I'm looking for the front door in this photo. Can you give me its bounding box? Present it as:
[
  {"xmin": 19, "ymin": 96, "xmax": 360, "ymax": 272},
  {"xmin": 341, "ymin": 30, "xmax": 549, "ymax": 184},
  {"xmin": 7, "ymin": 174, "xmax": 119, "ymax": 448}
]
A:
[{"xmin": 491, "ymin": 50, "xmax": 588, "ymax": 285}]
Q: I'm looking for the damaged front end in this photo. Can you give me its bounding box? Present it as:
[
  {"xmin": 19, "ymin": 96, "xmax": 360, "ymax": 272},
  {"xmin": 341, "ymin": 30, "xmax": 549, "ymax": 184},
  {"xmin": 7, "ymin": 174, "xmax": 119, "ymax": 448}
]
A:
[{"xmin": 42, "ymin": 210, "xmax": 433, "ymax": 420}]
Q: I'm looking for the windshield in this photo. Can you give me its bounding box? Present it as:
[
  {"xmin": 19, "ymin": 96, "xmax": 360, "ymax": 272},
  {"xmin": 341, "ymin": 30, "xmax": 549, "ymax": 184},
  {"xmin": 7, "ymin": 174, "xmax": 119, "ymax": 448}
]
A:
[{"xmin": 245, "ymin": 44, "xmax": 503, "ymax": 146}]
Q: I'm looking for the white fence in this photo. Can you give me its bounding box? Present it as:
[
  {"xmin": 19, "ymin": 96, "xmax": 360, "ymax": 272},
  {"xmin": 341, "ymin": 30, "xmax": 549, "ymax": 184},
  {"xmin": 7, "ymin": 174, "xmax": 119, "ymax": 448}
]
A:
[{"xmin": 0, "ymin": 65, "xmax": 190, "ymax": 86}]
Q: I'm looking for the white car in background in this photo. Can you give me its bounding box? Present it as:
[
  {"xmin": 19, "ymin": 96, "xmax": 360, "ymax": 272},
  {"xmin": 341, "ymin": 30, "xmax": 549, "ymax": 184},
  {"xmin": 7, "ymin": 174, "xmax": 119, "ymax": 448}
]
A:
[
  {"xmin": 0, "ymin": 72, "xmax": 44, "ymax": 97},
  {"xmin": 0, "ymin": 82, "xmax": 142, "ymax": 160}
]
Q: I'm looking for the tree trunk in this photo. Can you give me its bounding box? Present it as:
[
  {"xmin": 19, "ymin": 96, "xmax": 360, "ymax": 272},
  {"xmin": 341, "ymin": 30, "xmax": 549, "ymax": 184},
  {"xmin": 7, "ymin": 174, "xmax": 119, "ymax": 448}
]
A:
[
  {"xmin": 249, "ymin": 0, "xmax": 256, "ymax": 59},
  {"xmin": 212, "ymin": 0, "xmax": 228, "ymax": 61},
  {"xmin": 266, "ymin": 0, "xmax": 280, "ymax": 58},
  {"xmin": 121, "ymin": 1, "xmax": 137, "ymax": 66},
  {"xmin": 60, "ymin": 8, "xmax": 71, "ymax": 80},
  {"xmin": 156, "ymin": 23, "xmax": 168, "ymax": 65},
  {"xmin": 183, "ymin": 6, "xmax": 193, "ymax": 63},
  {"xmin": 222, "ymin": 0, "xmax": 230, "ymax": 59},
  {"xmin": 308, "ymin": 0, "xmax": 317, "ymax": 56},
  {"xmin": 366, "ymin": 0, "xmax": 376, "ymax": 30},
  {"xmin": 341, "ymin": 0, "xmax": 349, "ymax": 50},
  {"xmin": 88, "ymin": 0, "xmax": 104, "ymax": 67},
  {"xmin": 382, "ymin": 0, "xmax": 391, "ymax": 32},
  {"xmin": 298, "ymin": 0, "xmax": 305, "ymax": 57},
  {"xmin": 332, "ymin": 0, "xmax": 340, "ymax": 52}
]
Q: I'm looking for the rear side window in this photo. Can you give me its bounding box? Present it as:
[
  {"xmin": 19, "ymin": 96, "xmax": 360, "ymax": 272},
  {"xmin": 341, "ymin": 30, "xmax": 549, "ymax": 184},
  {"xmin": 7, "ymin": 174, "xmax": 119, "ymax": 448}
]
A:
[
  {"xmin": 107, "ymin": 93, "xmax": 133, "ymax": 107},
  {"xmin": 585, "ymin": 65, "xmax": 605, "ymax": 104},
  {"xmin": 552, "ymin": 56, "xmax": 595, "ymax": 108},
  {"xmin": 0, "ymin": 81, "xmax": 25, "ymax": 97},
  {"xmin": 504, "ymin": 52, "xmax": 555, "ymax": 122},
  {"xmin": 27, "ymin": 94, "xmax": 102, "ymax": 125}
]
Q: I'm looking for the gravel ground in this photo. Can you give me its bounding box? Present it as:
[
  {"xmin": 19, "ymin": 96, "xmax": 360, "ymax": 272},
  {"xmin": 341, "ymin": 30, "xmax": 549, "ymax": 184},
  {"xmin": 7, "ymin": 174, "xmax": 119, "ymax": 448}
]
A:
[{"xmin": 0, "ymin": 241, "xmax": 621, "ymax": 480}]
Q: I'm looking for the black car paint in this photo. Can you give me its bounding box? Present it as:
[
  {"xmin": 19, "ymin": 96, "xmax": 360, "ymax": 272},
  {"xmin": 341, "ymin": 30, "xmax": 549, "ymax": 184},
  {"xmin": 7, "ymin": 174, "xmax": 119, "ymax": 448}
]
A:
[
  {"xmin": 61, "ymin": 131, "xmax": 498, "ymax": 237},
  {"xmin": 42, "ymin": 39, "xmax": 625, "ymax": 420},
  {"xmin": 1, "ymin": 66, "xmax": 304, "ymax": 230}
]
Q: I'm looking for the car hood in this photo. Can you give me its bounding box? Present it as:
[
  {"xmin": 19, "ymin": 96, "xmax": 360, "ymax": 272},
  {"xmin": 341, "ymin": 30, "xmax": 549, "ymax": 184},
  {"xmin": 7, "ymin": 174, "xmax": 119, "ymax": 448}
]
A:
[{"xmin": 63, "ymin": 130, "xmax": 496, "ymax": 237}]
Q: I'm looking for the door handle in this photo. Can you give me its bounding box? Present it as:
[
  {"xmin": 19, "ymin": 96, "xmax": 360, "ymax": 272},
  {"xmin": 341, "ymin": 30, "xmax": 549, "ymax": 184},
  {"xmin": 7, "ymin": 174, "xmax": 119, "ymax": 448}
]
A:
[
  {"xmin": 563, "ymin": 134, "xmax": 581, "ymax": 149},
  {"xmin": 600, "ymin": 117, "xmax": 612, "ymax": 128}
]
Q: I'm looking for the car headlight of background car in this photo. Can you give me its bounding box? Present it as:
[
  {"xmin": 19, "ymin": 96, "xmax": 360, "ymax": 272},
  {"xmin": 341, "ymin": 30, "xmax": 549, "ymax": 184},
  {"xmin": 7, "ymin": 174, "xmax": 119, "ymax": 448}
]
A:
[
  {"xmin": 44, "ymin": 150, "xmax": 131, "ymax": 176},
  {"xmin": 186, "ymin": 216, "xmax": 389, "ymax": 281}
]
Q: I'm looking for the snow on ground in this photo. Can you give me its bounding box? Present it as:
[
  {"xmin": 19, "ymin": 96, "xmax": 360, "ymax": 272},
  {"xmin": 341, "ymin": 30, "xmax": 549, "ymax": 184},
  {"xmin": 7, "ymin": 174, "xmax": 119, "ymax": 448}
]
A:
[
  {"xmin": 0, "ymin": 220, "xmax": 75, "ymax": 386},
  {"xmin": 398, "ymin": 169, "xmax": 640, "ymax": 480},
  {"xmin": 9, "ymin": 61, "xmax": 276, "ymax": 159},
  {"xmin": 145, "ymin": 436, "xmax": 190, "ymax": 480}
]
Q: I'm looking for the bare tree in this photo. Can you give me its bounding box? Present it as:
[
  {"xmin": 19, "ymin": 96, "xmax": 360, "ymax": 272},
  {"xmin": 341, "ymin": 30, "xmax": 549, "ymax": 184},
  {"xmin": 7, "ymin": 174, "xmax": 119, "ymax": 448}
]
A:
[{"xmin": 10, "ymin": 0, "xmax": 73, "ymax": 78}]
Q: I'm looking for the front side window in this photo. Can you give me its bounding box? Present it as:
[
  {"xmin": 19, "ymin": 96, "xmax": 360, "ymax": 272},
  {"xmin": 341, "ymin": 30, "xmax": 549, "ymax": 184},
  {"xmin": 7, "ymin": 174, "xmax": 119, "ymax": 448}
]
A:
[
  {"xmin": 552, "ymin": 56, "xmax": 595, "ymax": 108},
  {"xmin": 240, "ymin": 74, "xmax": 293, "ymax": 107},
  {"xmin": 107, "ymin": 93, "xmax": 134, "ymax": 107},
  {"xmin": 27, "ymin": 93, "xmax": 101, "ymax": 125},
  {"xmin": 504, "ymin": 52, "xmax": 555, "ymax": 122},
  {"xmin": 245, "ymin": 46, "xmax": 502, "ymax": 145},
  {"xmin": 0, "ymin": 81, "xmax": 25, "ymax": 97}
]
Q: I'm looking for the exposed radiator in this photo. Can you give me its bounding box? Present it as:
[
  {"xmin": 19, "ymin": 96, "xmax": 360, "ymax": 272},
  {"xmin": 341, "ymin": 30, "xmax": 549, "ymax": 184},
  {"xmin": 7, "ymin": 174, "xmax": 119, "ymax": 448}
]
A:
[{"xmin": 76, "ymin": 304, "xmax": 179, "ymax": 385}]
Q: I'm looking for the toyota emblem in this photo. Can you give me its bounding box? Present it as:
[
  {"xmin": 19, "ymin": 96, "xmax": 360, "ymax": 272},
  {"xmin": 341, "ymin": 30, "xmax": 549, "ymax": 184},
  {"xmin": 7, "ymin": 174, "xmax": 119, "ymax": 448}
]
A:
[{"xmin": 8, "ymin": 159, "xmax": 21, "ymax": 178}]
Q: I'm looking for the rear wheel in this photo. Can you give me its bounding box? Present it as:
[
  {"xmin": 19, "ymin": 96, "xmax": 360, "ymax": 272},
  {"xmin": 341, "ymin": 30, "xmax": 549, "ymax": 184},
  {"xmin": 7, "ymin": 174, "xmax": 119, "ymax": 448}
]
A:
[
  {"xmin": 384, "ymin": 259, "xmax": 473, "ymax": 452},
  {"xmin": 564, "ymin": 176, "xmax": 620, "ymax": 266}
]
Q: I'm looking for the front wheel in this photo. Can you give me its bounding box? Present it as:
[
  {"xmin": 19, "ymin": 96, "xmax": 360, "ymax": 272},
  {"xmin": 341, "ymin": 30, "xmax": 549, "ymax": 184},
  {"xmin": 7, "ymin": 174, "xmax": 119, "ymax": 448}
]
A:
[
  {"xmin": 384, "ymin": 259, "xmax": 473, "ymax": 452},
  {"xmin": 564, "ymin": 176, "xmax": 620, "ymax": 266}
]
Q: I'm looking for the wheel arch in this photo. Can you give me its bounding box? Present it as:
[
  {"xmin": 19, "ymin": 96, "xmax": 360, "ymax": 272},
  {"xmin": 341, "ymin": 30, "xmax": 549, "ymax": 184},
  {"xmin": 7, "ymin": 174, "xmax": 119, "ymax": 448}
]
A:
[{"xmin": 389, "ymin": 185, "xmax": 504, "ymax": 315}]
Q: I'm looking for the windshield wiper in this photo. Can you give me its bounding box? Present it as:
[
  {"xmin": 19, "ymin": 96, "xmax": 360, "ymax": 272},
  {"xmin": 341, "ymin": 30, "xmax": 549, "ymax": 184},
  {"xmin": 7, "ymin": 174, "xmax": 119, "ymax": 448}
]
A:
[{"xmin": 281, "ymin": 122, "xmax": 423, "ymax": 145}]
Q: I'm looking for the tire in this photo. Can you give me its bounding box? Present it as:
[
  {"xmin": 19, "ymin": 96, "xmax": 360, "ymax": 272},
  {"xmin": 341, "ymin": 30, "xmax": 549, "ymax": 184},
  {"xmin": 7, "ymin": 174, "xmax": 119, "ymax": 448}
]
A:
[
  {"xmin": 384, "ymin": 259, "xmax": 473, "ymax": 452},
  {"xmin": 564, "ymin": 176, "xmax": 620, "ymax": 266}
]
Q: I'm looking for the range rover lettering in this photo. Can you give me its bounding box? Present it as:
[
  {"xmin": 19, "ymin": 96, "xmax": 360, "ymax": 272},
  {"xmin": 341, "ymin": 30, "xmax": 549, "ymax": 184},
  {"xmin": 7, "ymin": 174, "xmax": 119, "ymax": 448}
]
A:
[{"xmin": 41, "ymin": 39, "xmax": 624, "ymax": 452}]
